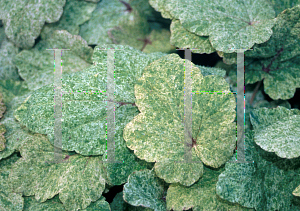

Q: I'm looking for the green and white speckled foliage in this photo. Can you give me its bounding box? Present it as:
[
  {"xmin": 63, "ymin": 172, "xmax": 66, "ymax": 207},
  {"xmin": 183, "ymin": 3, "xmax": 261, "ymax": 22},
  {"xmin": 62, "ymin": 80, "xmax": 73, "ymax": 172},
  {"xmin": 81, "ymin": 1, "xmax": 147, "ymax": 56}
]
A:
[
  {"xmin": 0, "ymin": 80, "xmax": 32, "ymax": 160},
  {"xmin": 245, "ymin": 5, "xmax": 300, "ymax": 100},
  {"xmin": 250, "ymin": 106, "xmax": 300, "ymax": 159},
  {"xmin": 0, "ymin": 0, "xmax": 66, "ymax": 49},
  {"xmin": 0, "ymin": 27, "xmax": 20, "ymax": 81},
  {"xmin": 123, "ymin": 169, "xmax": 167, "ymax": 211},
  {"xmin": 124, "ymin": 54, "xmax": 236, "ymax": 186},
  {"xmin": 166, "ymin": 166, "xmax": 254, "ymax": 211},
  {"xmin": 13, "ymin": 30, "xmax": 94, "ymax": 91},
  {"xmin": 9, "ymin": 134, "xmax": 107, "ymax": 211},
  {"xmin": 216, "ymin": 131, "xmax": 300, "ymax": 210},
  {"xmin": 0, "ymin": 93, "xmax": 6, "ymax": 151},
  {"xmin": 0, "ymin": 153, "xmax": 24, "ymax": 211},
  {"xmin": 13, "ymin": 44, "xmax": 165, "ymax": 156},
  {"xmin": 40, "ymin": 0, "xmax": 97, "ymax": 41},
  {"xmin": 150, "ymin": 0, "xmax": 276, "ymax": 53}
]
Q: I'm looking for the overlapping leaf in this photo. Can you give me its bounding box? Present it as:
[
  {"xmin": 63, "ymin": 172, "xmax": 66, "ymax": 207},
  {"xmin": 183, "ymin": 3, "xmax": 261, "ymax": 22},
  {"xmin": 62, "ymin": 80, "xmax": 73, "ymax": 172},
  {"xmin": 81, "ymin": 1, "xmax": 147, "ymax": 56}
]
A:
[
  {"xmin": 0, "ymin": 27, "xmax": 20, "ymax": 80},
  {"xmin": 245, "ymin": 5, "xmax": 300, "ymax": 100},
  {"xmin": 14, "ymin": 44, "xmax": 165, "ymax": 155},
  {"xmin": 216, "ymin": 131, "xmax": 300, "ymax": 210},
  {"xmin": 0, "ymin": 0, "xmax": 66, "ymax": 49},
  {"xmin": 110, "ymin": 191, "xmax": 153, "ymax": 211},
  {"xmin": 0, "ymin": 80, "xmax": 32, "ymax": 160},
  {"xmin": 0, "ymin": 93, "xmax": 6, "ymax": 151},
  {"xmin": 102, "ymin": 104, "xmax": 155, "ymax": 186},
  {"xmin": 13, "ymin": 30, "xmax": 94, "ymax": 91},
  {"xmin": 9, "ymin": 134, "xmax": 107, "ymax": 211},
  {"xmin": 40, "ymin": 0, "xmax": 97, "ymax": 40},
  {"xmin": 123, "ymin": 169, "xmax": 167, "ymax": 211},
  {"xmin": 170, "ymin": 19, "xmax": 214, "ymax": 54},
  {"xmin": 123, "ymin": 53, "xmax": 236, "ymax": 186},
  {"xmin": 162, "ymin": 0, "xmax": 276, "ymax": 53},
  {"xmin": 79, "ymin": 0, "xmax": 149, "ymax": 46},
  {"xmin": 250, "ymin": 106, "xmax": 300, "ymax": 159},
  {"xmin": 23, "ymin": 195, "xmax": 110, "ymax": 211},
  {"xmin": 166, "ymin": 166, "xmax": 254, "ymax": 211},
  {"xmin": 0, "ymin": 153, "xmax": 24, "ymax": 211}
]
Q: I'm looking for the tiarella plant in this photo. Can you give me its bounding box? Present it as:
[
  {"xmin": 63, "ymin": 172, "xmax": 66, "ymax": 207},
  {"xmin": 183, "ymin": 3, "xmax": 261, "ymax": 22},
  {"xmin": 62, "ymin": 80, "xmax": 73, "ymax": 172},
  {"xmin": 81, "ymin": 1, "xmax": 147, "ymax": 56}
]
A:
[{"xmin": 0, "ymin": 0, "xmax": 300, "ymax": 211}]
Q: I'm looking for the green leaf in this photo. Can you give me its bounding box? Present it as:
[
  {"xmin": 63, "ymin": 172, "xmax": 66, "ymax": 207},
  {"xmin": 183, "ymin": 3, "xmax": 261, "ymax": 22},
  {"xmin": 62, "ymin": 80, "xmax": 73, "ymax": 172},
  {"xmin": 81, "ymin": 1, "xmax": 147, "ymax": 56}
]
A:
[
  {"xmin": 149, "ymin": 0, "xmax": 173, "ymax": 19},
  {"xmin": 9, "ymin": 134, "xmax": 107, "ymax": 211},
  {"xmin": 0, "ymin": 93, "xmax": 6, "ymax": 151},
  {"xmin": 163, "ymin": 0, "xmax": 276, "ymax": 53},
  {"xmin": 0, "ymin": 80, "xmax": 32, "ymax": 160},
  {"xmin": 245, "ymin": 5, "xmax": 300, "ymax": 100},
  {"xmin": 79, "ymin": 0, "xmax": 150, "ymax": 47},
  {"xmin": 216, "ymin": 131, "xmax": 300, "ymax": 210},
  {"xmin": 123, "ymin": 169, "xmax": 167, "ymax": 211},
  {"xmin": 0, "ymin": 153, "xmax": 24, "ymax": 211},
  {"xmin": 110, "ymin": 191, "xmax": 153, "ymax": 211},
  {"xmin": 40, "ymin": 0, "xmax": 97, "ymax": 40},
  {"xmin": 13, "ymin": 30, "xmax": 94, "ymax": 91},
  {"xmin": 250, "ymin": 106, "xmax": 300, "ymax": 159},
  {"xmin": 0, "ymin": 34, "xmax": 20, "ymax": 80},
  {"xmin": 269, "ymin": 0, "xmax": 300, "ymax": 16},
  {"xmin": 170, "ymin": 19, "xmax": 215, "ymax": 54},
  {"xmin": 23, "ymin": 196, "xmax": 66, "ymax": 211},
  {"xmin": 0, "ymin": 0, "xmax": 66, "ymax": 49},
  {"xmin": 123, "ymin": 54, "xmax": 236, "ymax": 186},
  {"xmin": 14, "ymin": 44, "xmax": 165, "ymax": 155},
  {"xmin": 102, "ymin": 104, "xmax": 154, "ymax": 186},
  {"xmin": 167, "ymin": 166, "xmax": 254, "ymax": 211}
]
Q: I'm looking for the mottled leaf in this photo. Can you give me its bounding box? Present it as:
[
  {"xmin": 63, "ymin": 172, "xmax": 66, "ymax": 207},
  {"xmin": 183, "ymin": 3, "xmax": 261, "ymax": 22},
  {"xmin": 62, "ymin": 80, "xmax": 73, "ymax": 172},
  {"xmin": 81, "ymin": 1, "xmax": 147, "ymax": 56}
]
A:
[
  {"xmin": 0, "ymin": 34, "xmax": 20, "ymax": 80},
  {"xmin": 102, "ymin": 104, "xmax": 154, "ymax": 186},
  {"xmin": 79, "ymin": 0, "xmax": 149, "ymax": 46},
  {"xmin": 0, "ymin": 0, "xmax": 66, "ymax": 49},
  {"xmin": 110, "ymin": 191, "xmax": 153, "ymax": 211},
  {"xmin": 40, "ymin": 0, "xmax": 97, "ymax": 40},
  {"xmin": 167, "ymin": 166, "xmax": 253, "ymax": 211},
  {"xmin": 164, "ymin": 0, "xmax": 276, "ymax": 53},
  {"xmin": 250, "ymin": 106, "xmax": 300, "ymax": 159},
  {"xmin": 245, "ymin": 5, "xmax": 300, "ymax": 100},
  {"xmin": 123, "ymin": 169, "xmax": 166, "ymax": 211},
  {"xmin": 170, "ymin": 19, "xmax": 215, "ymax": 54},
  {"xmin": 270, "ymin": 0, "xmax": 300, "ymax": 16},
  {"xmin": 0, "ymin": 80, "xmax": 32, "ymax": 160},
  {"xmin": 23, "ymin": 196, "xmax": 66, "ymax": 211},
  {"xmin": 14, "ymin": 44, "xmax": 165, "ymax": 155},
  {"xmin": 0, "ymin": 153, "xmax": 24, "ymax": 211},
  {"xmin": 148, "ymin": 0, "xmax": 173, "ymax": 19},
  {"xmin": 9, "ymin": 134, "xmax": 106, "ymax": 211},
  {"xmin": 13, "ymin": 30, "xmax": 93, "ymax": 91},
  {"xmin": 124, "ymin": 54, "xmax": 236, "ymax": 186},
  {"xmin": 216, "ymin": 131, "xmax": 300, "ymax": 210}
]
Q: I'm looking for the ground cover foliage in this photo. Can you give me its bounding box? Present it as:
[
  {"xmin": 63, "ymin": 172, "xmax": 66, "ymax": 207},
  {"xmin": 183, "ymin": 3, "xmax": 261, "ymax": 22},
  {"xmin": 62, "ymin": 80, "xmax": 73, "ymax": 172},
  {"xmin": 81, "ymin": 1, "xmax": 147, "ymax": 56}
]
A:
[{"xmin": 0, "ymin": 0, "xmax": 300, "ymax": 210}]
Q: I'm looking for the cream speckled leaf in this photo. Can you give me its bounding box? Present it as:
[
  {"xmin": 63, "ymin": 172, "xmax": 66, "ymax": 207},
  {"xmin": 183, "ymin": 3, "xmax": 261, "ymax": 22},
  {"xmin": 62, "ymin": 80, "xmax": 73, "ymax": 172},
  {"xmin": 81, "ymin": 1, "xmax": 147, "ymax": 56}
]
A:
[
  {"xmin": 123, "ymin": 169, "xmax": 166, "ymax": 211},
  {"xmin": 0, "ymin": 80, "xmax": 32, "ymax": 160},
  {"xmin": 123, "ymin": 54, "xmax": 236, "ymax": 186},
  {"xmin": 148, "ymin": 0, "xmax": 172, "ymax": 19},
  {"xmin": 216, "ymin": 51, "xmax": 237, "ymax": 65},
  {"xmin": 13, "ymin": 30, "xmax": 93, "ymax": 91},
  {"xmin": 40, "ymin": 0, "xmax": 97, "ymax": 40},
  {"xmin": 270, "ymin": 0, "xmax": 300, "ymax": 16},
  {"xmin": 14, "ymin": 44, "xmax": 164, "ymax": 155},
  {"xmin": 216, "ymin": 131, "xmax": 300, "ymax": 210},
  {"xmin": 293, "ymin": 185, "xmax": 300, "ymax": 197},
  {"xmin": 196, "ymin": 65, "xmax": 226, "ymax": 78},
  {"xmin": 167, "ymin": 166, "xmax": 253, "ymax": 211},
  {"xmin": 102, "ymin": 104, "xmax": 154, "ymax": 186},
  {"xmin": 0, "ymin": 35, "xmax": 20, "ymax": 80},
  {"xmin": 250, "ymin": 106, "xmax": 300, "ymax": 159},
  {"xmin": 170, "ymin": 19, "xmax": 215, "ymax": 54},
  {"xmin": 9, "ymin": 134, "xmax": 106, "ymax": 211},
  {"xmin": 164, "ymin": 0, "xmax": 276, "ymax": 53},
  {"xmin": 245, "ymin": 5, "xmax": 300, "ymax": 100},
  {"xmin": 0, "ymin": 0, "xmax": 66, "ymax": 49},
  {"xmin": 0, "ymin": 153, "xmax": 24, "ymax": 211}
]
